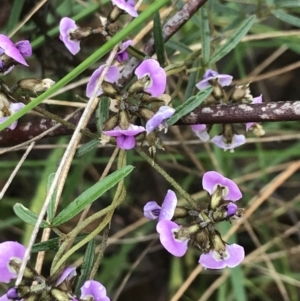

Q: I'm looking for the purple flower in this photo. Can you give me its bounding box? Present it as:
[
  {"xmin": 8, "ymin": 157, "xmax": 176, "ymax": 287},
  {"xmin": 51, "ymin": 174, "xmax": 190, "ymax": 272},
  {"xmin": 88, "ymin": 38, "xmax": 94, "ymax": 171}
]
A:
[
  {"xmin": 59, "ymin": 17, "xmax": 81, "ymax": 55},
  {"xmin": 191, "ymin": 124, "xmax": 210, "ymax": 142},
  {"xmin": 112, "ymin": 0, "xmax": 138, "ymax": 17},
  {"xmin": 0, "ymin": 35, "xmax": 29, "ymax": 66},
  {"xmin": 0, "ymin": 294, "xmax": 10, "ymax": 301},
  {"xmin": 102, "ymin": 124, "xmax": 145, "ymax": 150},
  {"xmin": 199, "ymin": 243, "xmax": 245, "ymax": 269},
  {"xmin": 0, "ymin": 35, "xmax": 31, "ymax": 74},
  {"xmin": 144, "ymin": 189, "xmax": 177, "ymax": 221},
  {"xmin": 145, "ymin": 106, "xmax": 175, "ymax": 134},
  {"xmin": 226, "ymin": 203, "xmax": 238, "ymax": 216},
  {"xmin": 0, "ymin": 241, "xmax": 26, "ymax": 283},
  {"xmin": 15, "ymin": 41, "xmax": 32, "ymax": 57},
  {"xmin": 0, "ymin": 102, "xmax": 25, "ymax": 130},
  {"xmin": 156, "ymin": 220, "xmax": 189, "ymax": 257},
  {"xmin": 86, "ymin": 65, "xmax": 119, "ymax": 98},
  {"xmin": 211, "ymin": 133, "xmax": 246, "ymax": 151},
  {"xmin": 196, "ymin": 69, "xmax": 233, "ymax": 90},
  {"xmin": 202, "ymin": 171, "xmax": 242, "ymax": 202},
  {"xmin": 80, "ymin": 280, "xmax": 110, "ymax": 301},
  {"xmin": 116, "ymin": 40, "xmax": 133, "ymax": 63},
  {"xmin": 56, "ymin": 267, "xmax": 77, "ymax": 286},
  {"xmin": 246, "ymin": 94, "xmax": 262, "ymax": 131},
  {"xmin": 135, "ymin": 59, "xmax": 166, "ymax": 97}
]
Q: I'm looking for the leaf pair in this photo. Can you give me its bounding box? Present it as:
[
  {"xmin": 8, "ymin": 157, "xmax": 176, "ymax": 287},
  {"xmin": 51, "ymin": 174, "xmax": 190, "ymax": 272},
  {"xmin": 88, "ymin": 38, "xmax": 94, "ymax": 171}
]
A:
[{"xmin": 14, "ymin": 165, "xmax": 134, "ymax": 228}]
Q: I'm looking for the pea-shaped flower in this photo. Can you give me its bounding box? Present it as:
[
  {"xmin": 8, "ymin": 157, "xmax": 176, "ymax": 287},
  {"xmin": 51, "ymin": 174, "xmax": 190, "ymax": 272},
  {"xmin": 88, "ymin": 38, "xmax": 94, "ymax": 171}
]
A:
[
  {"xmin": 199, "ymin": 243, "xmax": 244, "ymax": 269},
  {"xmin": 145, "ymin": 106, "xmax": 175, "ymax": 134},
  {"xmin": 144, "ymin": 189, "xmax": 177, "ymax": 221},
  {"xmin": 102, "ymin": 124, "xmax": 145, "ymax": 150},
  {"xmin": 196, "ymin": 69, "xmax": 233, "ymax": 90},
  {"xmin": 112, "ymin": 0, "xmax": 138, "ymax": 17},
  {"xmin": 135, "ymin": 59, "xmax": 166, "ymax": 97},
  {"xmin": 86, "ymin": 65, "xmax": 119, "ymax": 98},
  {"xmin": 0, "ymin": 241, "xmax": 26, "ymax": 283}
]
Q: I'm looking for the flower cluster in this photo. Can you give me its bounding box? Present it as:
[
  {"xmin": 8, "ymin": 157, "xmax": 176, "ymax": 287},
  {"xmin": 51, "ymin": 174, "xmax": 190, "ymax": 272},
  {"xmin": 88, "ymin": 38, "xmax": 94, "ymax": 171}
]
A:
[
  {"xmin": 193, "ymin": 69, "xmax": 264, "ymax": 152},
  {"xmin": 84, "ymin": 57, "xmax": 172, "ymax": 151},
  {"xmin": 144, "ymin": 171, "xmax": 245, "ymax": 269},
  {"xmin": 0, "ymin": 241, "xmax": 110, "ymax": 301}
]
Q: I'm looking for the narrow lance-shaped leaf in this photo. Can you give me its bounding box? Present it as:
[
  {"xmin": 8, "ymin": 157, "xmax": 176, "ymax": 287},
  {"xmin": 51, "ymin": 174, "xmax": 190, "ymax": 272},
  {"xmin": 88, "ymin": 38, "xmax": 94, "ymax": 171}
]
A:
[
  {"xmin": 52, "ymin": 165, "xmax": 134, "ymax": 226},
  {"xmin": 96, "ymin": 96, "xmax": 110, "ymax": 133},
  {"xmin": 184, "ymin": 59, "xmax": 200, "ymax": 100},
  {"xmin": 272, "ymin": 10, "xmax": 300, "ymax": 28},
  {"xmin": 200, "ymin": 7, "xmax": 210, "ymax": 65},
  {"xmin": 76, "ymin": 139, "xmax": 100, "ymax": 158},
  {"xmin": 32, "ymin": 234, "xmax": 88, "ymax": 253},
  {"xmin": 13, "ymin": 204, "xmax": 50, "ymax": 228},
  {"xmin": 153, "ymin": 11, "xmax": 166, "ymax": 66},
  {"xmin": 46, "ymin": 173, "xmax": 56, "ymax": 222},
  {"xmin": 209, "ymin": 15, "xmax": 256, "ymax": 64},
  {"xmin": 167, "ymin": 86, "xmax": 213, "ymax": 126},
  {"xmin": 75, "ymin": 238, "xmax": 96, "ymax": 296}
]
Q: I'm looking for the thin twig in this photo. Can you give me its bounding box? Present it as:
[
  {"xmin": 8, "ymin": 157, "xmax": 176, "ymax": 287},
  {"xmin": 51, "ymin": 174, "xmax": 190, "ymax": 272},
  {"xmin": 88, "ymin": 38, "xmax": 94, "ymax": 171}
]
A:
[{"xmin": 0, "ymin": 142, "xmax": 35, "ymax": 199}]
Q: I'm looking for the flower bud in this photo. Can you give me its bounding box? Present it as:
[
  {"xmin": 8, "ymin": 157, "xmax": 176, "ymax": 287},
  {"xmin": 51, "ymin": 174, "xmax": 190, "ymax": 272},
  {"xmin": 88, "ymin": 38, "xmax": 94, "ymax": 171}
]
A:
[
  {"xmin": 108, "ymin": 6, "xmax": 123, "ymax": 23},
  {"xmin": 139, "ymin": 107, "xmax": 154, "ymax": 120},
  {"xmin": 209, "ymin": 78, "xmax": 224, "ymax": 101},
  {"xmin": 230, "ymin": 84, "xmax": 251, "ymax": 102},
  {"xmin": 175, "ymin": 224, "xmax": 200, "ymax": 240},
  {"xmin": 223, "ymin": 124, "xmax": 234, "ymax": 144},
  {"xmin": 210, "ymin": 231, "xmax": 227, "ymax": 259},
  {"xmin": 103, "ymin": 114, "xmax": 118, "ymax": 131},
  {"xmin": 50, "ymin": 289, "xmax": 74, "ymax": 301},
  {"xmin": 119, "ymin": 110, "xmax": 130, "ymax": 130},
  {"xmin": 15, "ymin": 78, "xmax": 55, "ymax": 93},
  {"xmin": 191, "ymin": 228, "xmax": 211, "ymax": 253},
  {"xmin": 173, "ymin": 206, "xmax": 189, "ymax": 219},
  {"xmin": 69, "ymin": 27, "xmax": 93, "ymax": 40},
  {"xmin": 252, "ymin": 123, "xmax": 265, "ymax": 137},
  {"xmin": 101, "ymin": 81, "xmax": 120, "ymax": 99},
  {"xmin": 127, "ymin": 77, "xmax": 149, "ymax": 95}
]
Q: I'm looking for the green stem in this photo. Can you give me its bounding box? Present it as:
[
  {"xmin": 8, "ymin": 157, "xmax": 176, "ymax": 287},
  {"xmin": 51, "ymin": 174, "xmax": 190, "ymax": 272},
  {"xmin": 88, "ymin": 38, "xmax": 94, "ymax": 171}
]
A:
[
  {"xmin": 136, "ymin": 147, "xmax": 197, "ymax": 208},
  {"xmin": 0, "ymin": 0, "xmax": 171, "ymax": 131},
  {"xmin": 50, "ymin": 150, "xmax": 127, "ymax": 275}
]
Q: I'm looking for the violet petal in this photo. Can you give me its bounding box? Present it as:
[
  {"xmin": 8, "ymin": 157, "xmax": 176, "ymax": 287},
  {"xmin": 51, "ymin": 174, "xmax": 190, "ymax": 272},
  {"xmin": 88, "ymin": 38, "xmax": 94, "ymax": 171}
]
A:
[
  {"xmin": 202, "ymin": 171, "xmax": 242, "ymax": 201},
  {"xmin": 156, "ymin": 220, "xmax": 189, "ymax": 257},
  {"xmin": 143, "ymin": 201, "xmax": 161, "ymax": 220},
  {"xmin": 135, "ymin": 59, "xmax": 166, "ymax": 97},
  {"xmin": 80, "ymin": 280, "xmax": 110, "ymax": 301},
  {"xmin": 159, "ymin": 190, "xmax": 177, "ymax": 221},
  {"xmin": 0, "ymin": 241, "xmax": 26, "ymax": 283},
  {"xmin": 146, "ymin": 106, "xmax": 175, "ymax": 134},
  {"xmin": 199, "ymin": 243, "xmax": 245, "ymax": 269}
]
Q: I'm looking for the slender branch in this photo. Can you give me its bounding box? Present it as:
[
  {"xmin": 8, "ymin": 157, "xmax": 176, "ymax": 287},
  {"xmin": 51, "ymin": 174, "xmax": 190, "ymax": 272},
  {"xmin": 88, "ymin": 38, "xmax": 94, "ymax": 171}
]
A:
[
  {"xmin": 117, "ymin": 0, "xmax": 209, "ymax": 87},
  {"xmin": 1, "ymin": 101, "xmax": 300, "ymax": 147}
]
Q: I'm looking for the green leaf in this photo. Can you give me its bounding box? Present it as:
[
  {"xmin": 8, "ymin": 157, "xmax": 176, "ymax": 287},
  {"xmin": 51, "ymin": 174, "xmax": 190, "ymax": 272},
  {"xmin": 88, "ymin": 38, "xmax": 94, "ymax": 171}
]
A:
[
  {"xmin": 75, "ymin": 239, "xmax": 96, "ymax": 296},
  {"xmin": 200, "ymin": 7, "xmax": 210, "ymax": 65},
  {"xmin": 13, "ymin": 204, "xmax": 50, "ymax": 228},
  {"xmin": 52, "ymin": 165, "xmax": 134, "ymax": 226},
  {"xmin": 153, "ymin": 12, "xmax": 166, "ymax": 66},
  {"xmin": 167, "ymin": 86, "xmax": 212, "ymax": 126},
  {"xmin": 46, "ymin": 173, "xmax": 56, "ymax": 222},
  {"xmin": 76, "ymin": 139, "xmax": 100, "ymax": 158},
  {"xmin": 209, "ymin": 15, "xmax": 256, "ymax": 64},
  {"xmin": 272, "ymin": 10, "xmax": 300, "ymax": 28},
  {"xmin": 32, "ymin": 234, "xmax": 88, "ymax": 253},
  {"xmin": 96, "ymin": 96, "xmax": 110, "ymax": 133},
  {"xmin": 184, "ymin": 59, "xmax": 200, "ymax": 100},
  {"xmin": 276, "ymin": 0, "xmax": 300, "ymax": 8}
]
